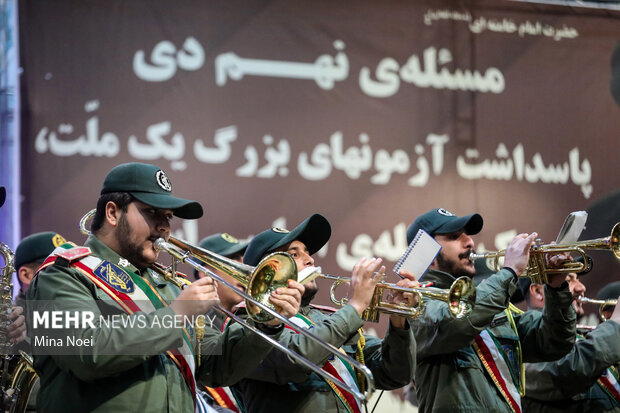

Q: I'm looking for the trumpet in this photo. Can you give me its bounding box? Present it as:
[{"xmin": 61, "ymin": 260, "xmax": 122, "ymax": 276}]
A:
[
  {"xmin": 318, "ymin": 271, "xmax": 476, "ymax": 322},
  {"xmin": 469, "ymin": 222, "xmax": 620, "ymax": 284},
  {"xmin": 577, "ymin": 296, "xmax": 617, "ymax": 322},
  {"xmin": 79, "ymin": 210, "xmax": 375, "ymax": 402}
]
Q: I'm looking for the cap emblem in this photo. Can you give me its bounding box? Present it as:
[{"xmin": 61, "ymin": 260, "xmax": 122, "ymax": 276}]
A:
[
  {"xmin": 52, "ymin": 234, "xmax": 67, "ymax": 247},
  {"xmin": 272, "ymin": 227, "xmax": 289, "ymax": 234},
  {"xmin": 155, "ymin": 170, "xmax": 172, "ymax": 192},
  {"xmin": 437, "ymin": 208, "xmax": 455, "ymax": 217},
  {"xmin": 221, "ymin": 233, "xmax": 239, "ymax": 243}
]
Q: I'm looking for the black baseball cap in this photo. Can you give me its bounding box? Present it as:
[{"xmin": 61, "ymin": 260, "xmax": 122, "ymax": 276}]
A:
[
  {"xmin": 597, "ymin": 280, "xmax": 620, "ymax": 301},
  {"xmin": 101, "ymin": 163, "xmax": 203, "ymax": 219},
  {"xmin": 15, "ymin": 231, "xmax": 68, "ymax": 269},
  {"xmin": 198, "ymin": 233, "xmax": 249, "ymax": 258},
  {"xmin": 407, "ymin": 208, "xmax": 483, "ymax": 244},
  {"xmin": 243, "ymin": 214, "xmax": 331, "ymax": 266}
]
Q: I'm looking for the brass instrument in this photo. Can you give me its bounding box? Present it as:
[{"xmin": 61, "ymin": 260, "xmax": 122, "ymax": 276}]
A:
[
  {"xmin": 577, "ymin": 296, "xmax": 617, "ymax": 322},
  {"xmin": 320, "ymin": 272, "xmax": 476, "ymax": 322},
  {"xmin": 469, "ymin": 222, "xmax": 620, "ymax": 284},
  {"xmin": 0, "ymin": 243, "xmax": 38, "ymax": 412},
  {"xmin": 79, "ymin": 210, "xmax": 375, "ymax": 402}
]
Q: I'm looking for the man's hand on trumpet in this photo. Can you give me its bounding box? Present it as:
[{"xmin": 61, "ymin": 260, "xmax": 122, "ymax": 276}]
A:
[
  {"xmin": 348, "ymin": 257, "xmax": 385, "ymax": 317},
  {"xmin": 391, "ymin": 270, "xmax": 421, "ymax": 329},
  {"xmin": 544, "ymin": 249, "xmax": 574, "ymax": 289}
]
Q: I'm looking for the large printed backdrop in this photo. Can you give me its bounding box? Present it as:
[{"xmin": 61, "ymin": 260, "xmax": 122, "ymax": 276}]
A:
[{"xmin": 19, "ymin": 0, "xmax": 620, "ymax": 318}]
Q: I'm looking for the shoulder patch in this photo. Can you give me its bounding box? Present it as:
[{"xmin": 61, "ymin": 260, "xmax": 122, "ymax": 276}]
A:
[
  {"xmin": 56, "ymin": 247, "xmax": 92, "ymax": 262},
  {"xmin": 93, "ymin": 261, "xmax": 135, "ymax": 294}
]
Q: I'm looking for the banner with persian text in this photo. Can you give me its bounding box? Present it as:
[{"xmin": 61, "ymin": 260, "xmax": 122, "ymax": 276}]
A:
[{"xmin": 18, "ymin": 0, "xmax": 620, "ymax": 316}]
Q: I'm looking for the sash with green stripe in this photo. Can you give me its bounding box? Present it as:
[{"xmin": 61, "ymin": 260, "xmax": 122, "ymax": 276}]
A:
[
  {"xmin": 597, "ymin": 364, "xmax": 620, "ymax": 404},
  {"xmin": 41, "ymin": 245, "xmax": 198, "ymax": 409},
  {"xmin": 288, "ymin": 313, "xmax": 362, "ymax": 413},
  {"xmin": 473, "ymin": 329, "xmax": 522, "ymax": 413}
]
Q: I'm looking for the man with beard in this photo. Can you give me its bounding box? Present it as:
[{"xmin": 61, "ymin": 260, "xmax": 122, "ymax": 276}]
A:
[
  {"xmin": 521, "ymin": 272, "xmax": 620, "ymax": 413},
  {"xmin": 25, "ymin": 163, "xmax": 302, "ymax": 413},
  {"xmin": 404, "ymin": 208, "xmax": 576, "ymax": 413},
  {"xmin": 231, "ymin": 214, "xmax": 418, "ymax": 413},
  {"xmin": 194, "ymin": 232, "xmax": 250, "ymax": 413}
]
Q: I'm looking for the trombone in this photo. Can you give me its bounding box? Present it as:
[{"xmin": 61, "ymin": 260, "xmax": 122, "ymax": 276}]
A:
[
  {"xmin": 577, "ymin": 296, "xmax": 617, "ymax": 322},
  {"xmin": 79, "ymin": 210, "xmax": 375, "ymax": 402},
  {"xmin": 318, "ymin": 271, "xmax": 476, "ymax": 322},
  {"xmin": 469, "ymin": 222, "xmax": 620, "ymax": 284}
]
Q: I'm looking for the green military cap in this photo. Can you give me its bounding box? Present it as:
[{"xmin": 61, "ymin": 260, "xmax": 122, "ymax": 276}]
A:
[
  {"xmin": 597, "ymin": 280, "xmax": 620, "ymax": 301},
  {"xmin": 198, "ymin": 233, "xmax": 249, "ymax": 258},
  {"xmin": 243, "ymin": 214, "xmax": 331, "ymax": 266},
  {"xmin": 101, "ymin": 163, "xmax": 203, "ymax": 219},
  {"xmin": 407, "ymin": 208, "xmax": 483, "ymax": 243},
  {"xmin": 15, "ymin": 231, "xmax": 67, "ymax": 269}
]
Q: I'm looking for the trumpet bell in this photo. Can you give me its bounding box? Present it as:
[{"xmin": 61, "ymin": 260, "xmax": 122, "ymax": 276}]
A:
[{"xmin": 447, "ymin": 277, "xmax": 477, "ymax": 319}]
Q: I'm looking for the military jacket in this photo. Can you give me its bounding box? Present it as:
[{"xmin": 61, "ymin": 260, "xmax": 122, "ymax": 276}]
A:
[
  {"xmin": 412, "ymin": 268, "xmax": 576, "ymax": 413},
  {"xmin": 25, "ymin": 236, "xmax": 281, "ymax": 413},
  {"xmin": 523, "ymin": 316, "xmax": 620, "ymax": 413},
  {"xmin": 234, "ymin": 303, "xmax": 416, "ymax": 413}
]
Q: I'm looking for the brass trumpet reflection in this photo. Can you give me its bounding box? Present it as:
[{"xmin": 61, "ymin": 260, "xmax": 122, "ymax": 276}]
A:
[
  {"xmin": 314, "ymin": 270, "xmax": 476, "ymax": 322},
  {"xmin": 577, "ymin": 296, "xmax": 617, "ymax": 322},
  {"xmin": 469, "ymin": 223, "xmax": 620, "ymax": 284}
]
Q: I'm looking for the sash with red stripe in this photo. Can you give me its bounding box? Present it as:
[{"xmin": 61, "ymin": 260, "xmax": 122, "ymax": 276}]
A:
[
  {"xmin": 287, "ymin": 313, "xmax": 363, "ymax": 413},
  {"xmin": 221, "ymin": 308, "xmax": 362, "ymax": 413},
  {"xmin": 204, "ymin": 386, "xmax": 241, "ymax": 412},
  {"xmin": 40, "ymin": 246, "xmax": 199, "ymax": 409},
  {"xmin": 473, "ymin": 329, "xmax": 522, "ymax": 413},
  {"xmin": 598, "ymin": 365, "xmax": 620, "ymax": 405}
]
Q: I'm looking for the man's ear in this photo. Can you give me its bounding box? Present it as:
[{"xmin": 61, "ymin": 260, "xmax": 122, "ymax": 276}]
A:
[
  {"xmin": 105, "ymin": 201, "xmax": 123, "ymax": 228},
  {"xmin": 18, "ymin": 266, "xmax": 35, "ymax": 287},
  {"xmin": 529, "ymin": 284, "xmax": 544, "ymax": 300}
]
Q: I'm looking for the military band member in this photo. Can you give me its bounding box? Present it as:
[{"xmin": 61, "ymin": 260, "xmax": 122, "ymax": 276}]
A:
[
  {"xmin": 405, "ymin": 208, "xmax": 576, "ymax": 413},
  {"xmin": 232, "ymin": 214, "xmax": 417, "ymax": 413},
  {"xmin": 521, "ymin": 273, "xmax": 620, "ymax": 413},
  {"xmin": 25, "ymin": 163, "xmax": 302, "ymax": 413},
  {"xmin": 195, "ymin": 232, "xmax": 250, "ymax": 412}
]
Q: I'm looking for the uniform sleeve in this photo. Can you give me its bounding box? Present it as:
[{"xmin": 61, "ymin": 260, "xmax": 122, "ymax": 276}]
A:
[
  {"xmin": 196, "ymin": 321, "xmax": 285, "ymax": 387},
  {"xmin": 517, "ymin": 283, "xmax": 577, "ymax": 363},
  {"xmin": 362, "ymin": 321, "xmax": 416, "ymax": 390},
  {"xmin": 412, "ymin": 269, "xmax": 517, "ymax": 359},
  {"xmin": 524, "ymin": 320, "xmax": 620, "ymax": 401},
  {"xmin": 240, "ymin": 305, "xmax": 364, "ymax": 384},
  {"xmin": 26, "ymin": 264, "xmax": 187, "ymax": 382}
]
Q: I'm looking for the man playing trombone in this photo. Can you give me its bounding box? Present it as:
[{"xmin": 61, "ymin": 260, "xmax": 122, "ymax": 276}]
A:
[
  {"xmin": 231, "ymin": 213, "xmax": 418, "ymax": 413},
  {"xmin": 25, "ymin": 162, "xmax": 303, "ymax": 413},
  {"xmin": 404, "ymin": 208, "xmax": 577, "ymax": 413},
  {"xmin": 520, "ymin": 274, "xmax": 620, "ymax": 413}
]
